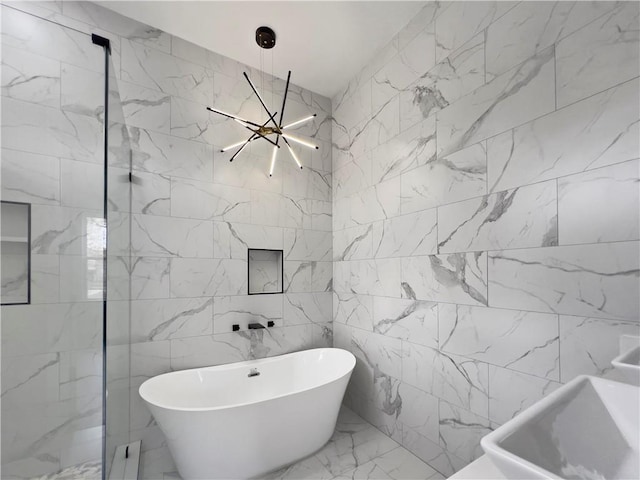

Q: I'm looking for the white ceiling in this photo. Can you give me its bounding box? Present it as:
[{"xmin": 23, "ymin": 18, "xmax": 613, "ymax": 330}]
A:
[{"xmin": 97, "ymin": 1, "xmax": 427, "ymax": 98}]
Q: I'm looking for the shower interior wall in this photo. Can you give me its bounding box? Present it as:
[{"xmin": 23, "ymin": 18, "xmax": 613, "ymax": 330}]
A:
[{"xmin": 1, "ymin": 1, "xmax": 333, "ymax": 478}]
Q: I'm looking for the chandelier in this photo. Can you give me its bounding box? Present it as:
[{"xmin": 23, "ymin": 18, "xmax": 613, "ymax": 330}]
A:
[{"xmin": 206, "ymin": 26, "xmax": 318, "ymax": 177}]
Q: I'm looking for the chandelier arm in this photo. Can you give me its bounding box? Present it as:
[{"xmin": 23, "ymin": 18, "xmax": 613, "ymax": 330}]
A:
[
  {"xmin": 229, "ymin": 135, "xmax": 254, "ymax": 162},
  {"xmin": 243, "ymin": 72, "xmax": 279, "ymax": 129},
  {"xmin": 281, "ymin": 132, "xmax": 318, "ymax": 149},
  {"xmin": 206, "ymin": 107, "xmax": 265, "ymax": 129},
  {"xmin": 282, "ymin": 137, "xmax": 303, "ymax": 170},
  {"xmin": 282, "ymin": 114, "xmax": 317, "ymax": 130},
  {"xmin": 276, "ymin": 71, "xmax": 292, "ymax": 145}
]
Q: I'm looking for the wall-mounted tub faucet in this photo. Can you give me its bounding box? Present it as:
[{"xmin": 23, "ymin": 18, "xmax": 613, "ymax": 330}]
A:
[{"xmin": 248, "ymin": 323, "xmax": 266, "ymax": 329}]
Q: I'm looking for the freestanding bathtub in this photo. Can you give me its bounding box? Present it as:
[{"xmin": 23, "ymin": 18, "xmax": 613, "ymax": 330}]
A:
[{"xmin": 139, "ymin": 348, "xmax": 356, "ymax": 479}]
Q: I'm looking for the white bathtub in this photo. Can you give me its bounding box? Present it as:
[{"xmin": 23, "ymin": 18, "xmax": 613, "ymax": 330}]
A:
[{"xmin": 139, "ymin": 348, "xmax": 356, "ymax": 479}]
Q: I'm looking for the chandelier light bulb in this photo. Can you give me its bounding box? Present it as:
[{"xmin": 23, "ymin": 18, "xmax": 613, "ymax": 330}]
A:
[
  {"xmin": 269, "ymin": 145, "xmax": 278, "ymax": 177},
  {"xmin": 282, "ymin": 114, "xmax": 317, "ymax": 130},
  {"xmin": 281, "ymin": 133, "xmax": 318, "ymax": 150}
]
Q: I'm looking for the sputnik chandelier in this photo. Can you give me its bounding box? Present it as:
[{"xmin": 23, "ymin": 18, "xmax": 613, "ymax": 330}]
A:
[{"xmin": 206, "ymin": 26, "xmax": 318, "ymax": 177}]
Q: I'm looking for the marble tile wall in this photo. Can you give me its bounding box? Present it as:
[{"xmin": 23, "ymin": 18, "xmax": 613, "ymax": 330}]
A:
[
  {"xmin": 332, "ymin": 1, "xmax": 640, "ymax": 477},
  {"xmin": 1, "ymin": 1, "xmax": 332, "ymax": 478}
]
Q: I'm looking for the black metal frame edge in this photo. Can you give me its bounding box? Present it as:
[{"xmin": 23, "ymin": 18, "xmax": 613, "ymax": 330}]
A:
[
  {"xmin": 0, "ymin": 200, "xmax": 31, "ymax": 306},
  {"xmin": 247, "ymin": 248, "xmax": 284, "ymax": 295}
]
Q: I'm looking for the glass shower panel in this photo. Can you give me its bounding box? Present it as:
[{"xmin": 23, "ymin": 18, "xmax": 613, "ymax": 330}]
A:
[
  {"xmin": 105, "ymin": 53, "xmax": 133, "ymax": 477},
  {"xmin": 0, "ymin": 5, "xmax": 107, "ymax": 478}
]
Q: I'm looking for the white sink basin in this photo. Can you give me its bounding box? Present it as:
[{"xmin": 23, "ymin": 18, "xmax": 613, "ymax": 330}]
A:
[
  {"xmin": 481, "ymin": 375, "xmax": 639, "ymax": 479},
  {"xmin": 612, "ymin": 345, "xmax": 640, "ymax": 386}
]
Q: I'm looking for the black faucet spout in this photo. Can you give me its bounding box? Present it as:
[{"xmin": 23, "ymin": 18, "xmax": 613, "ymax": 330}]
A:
[{"xmin": 248, "ymin": 322, "xmax": 266, "ymax": 329}]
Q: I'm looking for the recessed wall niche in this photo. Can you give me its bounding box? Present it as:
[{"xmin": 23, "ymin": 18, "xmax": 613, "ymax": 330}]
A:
[
  {"xmin": 1, "ymin": 201, "xmax": 31, "ymax": 305},
  {"xmin": 248, "ymin": 249, "xmax": 283, "ymax": 295}
]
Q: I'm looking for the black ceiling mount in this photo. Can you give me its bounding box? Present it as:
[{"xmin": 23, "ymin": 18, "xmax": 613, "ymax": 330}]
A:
[{"xmin": 256, "ymin": 26, "xmax": 276, "ymax": 49}]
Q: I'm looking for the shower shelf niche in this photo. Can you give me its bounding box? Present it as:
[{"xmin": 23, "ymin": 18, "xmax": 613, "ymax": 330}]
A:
[{"xmin": 248, "ymin": 248, "xmax": 283, "ymax": 295}]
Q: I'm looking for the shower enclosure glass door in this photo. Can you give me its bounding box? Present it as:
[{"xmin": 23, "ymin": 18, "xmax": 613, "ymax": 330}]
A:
[{"xmin": 0, "ymin": 4, "xmax": 131, "ymax": 479}]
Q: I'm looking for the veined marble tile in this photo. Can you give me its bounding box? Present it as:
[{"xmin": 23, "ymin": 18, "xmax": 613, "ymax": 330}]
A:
[
  {"xmin": 214, "ymin": 149, "xmax": 284, "ymax": 195},
  {"xmin": 371, "ymin": 445, "xmax": 438, "ymax": 480},
  {"xmin": 401, "ymin": 253, "xmax": 488, "ymax": 306},
  {"xmin": 125, "ymin": 256, "xmax": 170, "ymax": 300},
  {"xmin": 1, "ymin": 352, "xmax": 59, "ymax": 409},
  {"xmin": 488, "ymin": 242, "xmax": 640, "ymax": 321},
  {"xmin": 126, "ymin": 126, "xmax": 214, "ymax": 181},
  {"xmin": 284, "ymin": 292, "xmax": 332, "ymax": 326},
  {"xmin": 1, "ymin": 44, "xmax": 60, "ymax": 107},
  {"xmin": 371, "ymin": 115, "xmax": 436, "ymax": 184},
  {"xmin": 213, "ymin": 222, "xmax": 283, "ymax": 259},
  {"xmin": 121, "ymin": 39, "xmax": 213, "ymax": 104},
  {"xmin": 59, "ymin": 255, "xmax": 105, "ymax": 302},
  {"xmin": 117, "ymin": 80, "xmax": 171, "ymax": 133},
  {"xmin": 284, "ymin": 260, "xmax": 313, "ymax": 293},
  {"xmin": 60, "ymin": 63, "xmax": 103, "ymax": 120},
  {"xmin": 350, "ymin": 177, "xmax": 401, "ymax": 227},
  {"xmin": 214, "ymin": 295, "xmax": 283, "ymax": 333},
  {"xmin": 334, "ymin": 224, "xmax": 374, "ymax": 261},
  {"xmin": 31, "ymin": 254, "xmax": 60, "ymax": 304},
  {"xmin": 487, "ymin": 79, "xmax": 640, "ymax": 192},
  {"xmin": 559, "ymin": 315, "xmax": 640, "ymax": 382},
  {"xmin": 1, "ymin": 302, "xmax": 101, "ymax": 357},
  {"xmin": 169, "ymin": 95, "xmax": 217, "ymax": 144},
  {"xmin": 556, "ymin": 2, "xmax": 640, "ymax": 108},
  {"xmin": 31, "ymin": 205, "xmax": 103, "ymax": 255},
  {"xmin": 2, "ymin": 97, "xmax": 103, "ymax": 163},
  {"xmin": 171, "ymin": 178, "xmax": 249, "ymax": 223},
  {"xmin": 280, "ymin": 196, "xmax": 312, "ymax": 230},
  {"xmin": 396, "ymin": 382, "xmax": 439, "ymax": 443},
  {"xmin": 285, "ymin": 229, "xmax": 332, "ymax": 262},
  {"xmin": 373, "ymin": 297, "xmax": 437, "ymax": 348},
  {"xmin": 398, "ymin": 2, "xmax": 449, "ymax": 50},
  {"xmin": 439, "ymin": 304, "xmax": 560, "ymax": 380},
  {"xmin": 169, "ymin": 332, "xmax": 249, "ymax": 370},
  {"xmin": 399, "ymin": 33, "xmax": 484, "ymax": 131},
  {"xmin": 373, "ymin": 209, "xmax": 437, "ymax": 258},
  {"xmin": 438, "ymin": 179, "xmax": 558, "ymax": 253},
  {"xmin": 372, "ymin": 26, "xmax": 436, "ymax": 111},
  {"xmin": 351, "ymin": 327, "xmax": 403, "ymax": 381},
  {"xmin": 331, "ymin": 460, "xmax": 392, "ymax": 480},
  {"xmin": 314, "ymin": 424, "xmax": 398, "ymax": 477},
  {"xmin": 284, "ymin": 164, "xmax": 332, "ymax": 202},
  {"xmin": 170, "ymin": 258, "xmax": 246, "ymax": 297},
  {"xmin": 251, "ymin": 190, "xmax": 285, "ymax": 227},
  {"xmin": 350, "ymin": 259, "xmax": 401, "ymax": 298},
  {"xmin": 61, "ymin": 1, "xmax": 170, "ymax": 53},
  {"xmin": 365, "ymin": 96, "xmax": 401, "ymax": 152},
  {"xmin": 59, "ymin": 348, "xmax": 101, "ymax": 400},
  {"xmin": 437, "ymin": 47, "xmax": 555, "ymax": 157},
  {"xmin": 486, "ymin": 1, "xmax": 620, "ymax": 79},
  {"xmin": 401, "ymin": 342, "xmax": 489, "ymax": 417},
  {"xmin": 130, "ymin": 297, "xmax": 213, "ymax": 342},
  {"xmin": 132, "ymin": 214, "xmax": 213, "ymax": 258},
  {"xmin": 113, "ymin": 169, "xmax": 170, "ymax": 216},
  {"xmin": 1, "ymin": 148, "xmax": 60, "ymax": 205},
  {"xmin": 1, "ymin": 6, "xmax": 104, "ymax": 74},
  {"xmin": 130, "ymin": 340, "xmax": 171, "ymax": 386},
  {"xmin": 488, "ymin": 365, "xmax": 561, "ymax": 426},
  {"xmin": 400, "ymin": 142, "xmax": 487, "ymax": 214},
  {"xmin": 334, "ymin": 154, "xmax": 372, "ymax": 199},
  {"xmin": 558, "ymin": 159, "xmax": 640, "ymax": 245},
  {"xmin": 60, "ymin": 159, "xmax": 103, "ymax": 210},
  {"xmin": 332, "ymin": 78, "xmax": 372, "ymax": 139},
  {"xmin": 438, "ymin": 400, "xmax": 491, "ymax": 463},
  {"xmin": 401, "ymin": 425, "xmax": 466, "ymax": 478},
  {"xmin": 333, "ymin": 292, "xmax": 374, "ymax": 332},
  {"xmin": 264, "ymin": 455, "xmax": 333, "ymax": 480},
  {"xmin": 434, "ymin": 1, "xmax": 517, "ymax": 62}
]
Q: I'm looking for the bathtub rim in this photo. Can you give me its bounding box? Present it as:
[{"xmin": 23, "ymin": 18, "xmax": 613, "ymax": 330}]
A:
[{"xmin": 139, "ymin": 347, "xmax": 356, "ymax": 413}]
